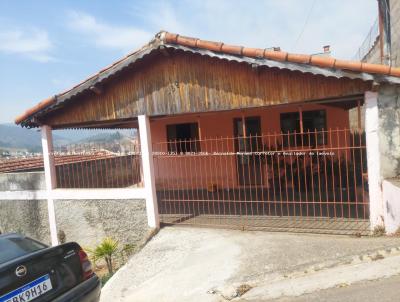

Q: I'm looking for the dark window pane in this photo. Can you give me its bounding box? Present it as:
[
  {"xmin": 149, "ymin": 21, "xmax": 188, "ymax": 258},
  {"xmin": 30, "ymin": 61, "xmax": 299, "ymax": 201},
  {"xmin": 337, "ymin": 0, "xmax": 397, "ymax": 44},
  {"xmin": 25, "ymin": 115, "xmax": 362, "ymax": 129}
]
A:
[
  {"xmin": 303, "ymin": 110, "xmax": 327, "ymax": 146},
  {"xmin": 280, "ymin": 110, "xmax": 327, "ymax": 147},
  {"xmin": 233, "ymin": 117, "xmax": 261, "ymax": 152},
  {"xmin": 280, "ymin": 112, "xmax": 300, "ymax": 147},
  {"xmin": 167, "ymin": 123, "xmax": 200, "ymax": 153}
]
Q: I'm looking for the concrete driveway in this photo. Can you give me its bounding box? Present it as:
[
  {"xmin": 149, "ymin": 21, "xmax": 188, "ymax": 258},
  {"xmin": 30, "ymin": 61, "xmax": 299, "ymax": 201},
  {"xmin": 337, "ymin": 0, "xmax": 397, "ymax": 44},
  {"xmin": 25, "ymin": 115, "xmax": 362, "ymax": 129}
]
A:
[{"xmin": 101, "ymin": 227, "xmax": 400, "ymax": 302}]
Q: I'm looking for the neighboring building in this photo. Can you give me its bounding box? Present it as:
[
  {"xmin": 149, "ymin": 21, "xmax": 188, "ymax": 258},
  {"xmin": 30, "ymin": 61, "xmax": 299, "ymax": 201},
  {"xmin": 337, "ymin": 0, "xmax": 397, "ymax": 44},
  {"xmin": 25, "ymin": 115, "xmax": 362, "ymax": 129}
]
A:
[
  {"xmin": 351, "ymin": 0, "xmax": 400, "ymax": 129},
  {"xmin": 8, "ymin": 31, "xmax": 400, "ymax": 243},
  {"xmin": 0, "ymin": 152, "xmax": 141, "ymax": 188},
  {"xmin": 357, "ymin": 0, "xmax": 400, "ymax": 66},
  {"xmin": 390, "ymin": 0, "xmax": 400, "ymax": 65}
]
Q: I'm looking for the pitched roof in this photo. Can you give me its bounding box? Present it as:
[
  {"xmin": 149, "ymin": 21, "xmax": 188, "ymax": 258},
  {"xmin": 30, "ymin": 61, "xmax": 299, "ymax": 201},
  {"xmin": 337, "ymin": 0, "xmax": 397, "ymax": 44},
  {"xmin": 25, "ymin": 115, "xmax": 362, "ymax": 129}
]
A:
[{"xmin": 15, "ymin": 31, "xmax": 400, "ymax": 127}]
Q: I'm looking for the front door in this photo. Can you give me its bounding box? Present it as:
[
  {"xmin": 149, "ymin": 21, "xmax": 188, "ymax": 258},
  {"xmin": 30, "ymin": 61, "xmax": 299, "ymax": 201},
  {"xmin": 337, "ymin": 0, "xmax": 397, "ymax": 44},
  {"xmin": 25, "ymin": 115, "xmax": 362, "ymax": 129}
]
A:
[{"xmin": 233, "ymin": 116, "xmax": 263, "ymax": 186}]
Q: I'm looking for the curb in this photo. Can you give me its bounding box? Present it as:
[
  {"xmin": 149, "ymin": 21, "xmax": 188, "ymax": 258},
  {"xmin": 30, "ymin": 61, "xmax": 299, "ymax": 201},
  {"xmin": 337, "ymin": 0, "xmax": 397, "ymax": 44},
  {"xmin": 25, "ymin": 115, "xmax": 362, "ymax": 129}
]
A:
[
  {"xmin": 235, "ymin": 246, "xmax": 400, "ymax": 301},
  {"xmin": 283, "ymin": 245, "xmax": 400, "ymax": 280}
]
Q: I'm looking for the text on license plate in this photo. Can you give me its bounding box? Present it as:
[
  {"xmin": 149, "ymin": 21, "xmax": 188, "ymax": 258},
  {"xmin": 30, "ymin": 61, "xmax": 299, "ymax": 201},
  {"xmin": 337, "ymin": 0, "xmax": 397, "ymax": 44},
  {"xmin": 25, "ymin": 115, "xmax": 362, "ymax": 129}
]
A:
[{"xmin": 0, "ymin": 274, "xmax": 52, "ymax": 302}]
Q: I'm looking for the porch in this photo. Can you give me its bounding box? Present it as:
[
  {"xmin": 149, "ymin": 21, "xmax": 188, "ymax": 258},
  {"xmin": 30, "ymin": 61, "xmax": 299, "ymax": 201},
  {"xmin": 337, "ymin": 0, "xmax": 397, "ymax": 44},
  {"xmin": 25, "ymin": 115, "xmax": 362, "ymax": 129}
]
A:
[{"xmin": 151, "ymin": 102, "xmax": 369, "ymax": 233}]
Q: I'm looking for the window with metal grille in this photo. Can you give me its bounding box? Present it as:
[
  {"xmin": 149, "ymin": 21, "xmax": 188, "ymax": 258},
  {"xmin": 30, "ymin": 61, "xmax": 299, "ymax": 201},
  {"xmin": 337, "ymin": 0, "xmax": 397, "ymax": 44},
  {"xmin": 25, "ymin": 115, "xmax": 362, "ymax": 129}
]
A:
[
  {"xmin": 166, "ymin": 123, "xmax": 200, "ymax": 153},
  {"xmin": 280, "ymin": 110, "xmax": 327, "ymax": 147}
]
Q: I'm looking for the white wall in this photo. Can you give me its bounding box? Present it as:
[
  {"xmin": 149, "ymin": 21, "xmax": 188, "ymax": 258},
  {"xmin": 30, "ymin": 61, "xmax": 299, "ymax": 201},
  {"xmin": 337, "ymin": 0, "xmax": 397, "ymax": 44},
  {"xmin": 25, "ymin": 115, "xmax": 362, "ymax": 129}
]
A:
[{"xmin": 382, "ymin": 179, "xmax": 400, "ymax": 234}]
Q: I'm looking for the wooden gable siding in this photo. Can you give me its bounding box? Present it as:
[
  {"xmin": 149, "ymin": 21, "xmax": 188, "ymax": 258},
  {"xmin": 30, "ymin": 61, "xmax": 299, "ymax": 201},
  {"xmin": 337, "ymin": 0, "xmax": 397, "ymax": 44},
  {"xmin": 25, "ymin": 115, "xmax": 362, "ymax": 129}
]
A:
[{"xmin": 44, "ymin": 52, "xmax": 371, "ymax": 128}]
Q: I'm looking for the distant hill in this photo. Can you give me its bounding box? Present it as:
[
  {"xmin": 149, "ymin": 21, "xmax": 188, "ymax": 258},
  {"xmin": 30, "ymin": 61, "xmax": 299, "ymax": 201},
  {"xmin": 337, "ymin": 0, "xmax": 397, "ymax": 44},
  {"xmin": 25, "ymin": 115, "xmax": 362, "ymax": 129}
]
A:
[
  {"xmin": 0, "ymin": 123, "xmax": 69, "ymax": 153},
  {"xmin": 0, "ymin": 123, "xmax": 137, "ymax": 155},
  {"xmin": 76, "ymin": 131, "xmax": 135, "ymax": 143}
]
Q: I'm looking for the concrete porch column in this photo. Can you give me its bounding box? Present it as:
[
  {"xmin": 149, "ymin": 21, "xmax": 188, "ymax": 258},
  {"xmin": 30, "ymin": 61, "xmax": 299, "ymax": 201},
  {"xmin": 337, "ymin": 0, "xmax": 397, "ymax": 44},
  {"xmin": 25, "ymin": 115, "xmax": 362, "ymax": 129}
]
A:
[
  {"xmin": 365, "ymin": 91, "xmax": 384, "ymax": 230},
  {"xmin": 365, "ymin": 87, "xmax": 400, "ymax": 233},
  {"xmin": 138, "ymin": 115, "xmax": 160, "ymax": 229},
  {"xmin": 41, "ymin": 125, "xmax": 59, "ymax": 246},
  {"xmin": 375, "ymin": 85, "xmax": 400, "ymax": 233}
]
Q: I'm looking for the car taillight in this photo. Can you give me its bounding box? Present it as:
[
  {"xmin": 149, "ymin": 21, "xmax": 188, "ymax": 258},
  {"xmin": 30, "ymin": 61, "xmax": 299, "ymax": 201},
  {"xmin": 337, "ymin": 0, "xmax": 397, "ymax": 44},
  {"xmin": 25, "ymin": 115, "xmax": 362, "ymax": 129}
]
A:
[{"xmin": 78, "ymin": 249, "xmax": 93, "ymax": 280}]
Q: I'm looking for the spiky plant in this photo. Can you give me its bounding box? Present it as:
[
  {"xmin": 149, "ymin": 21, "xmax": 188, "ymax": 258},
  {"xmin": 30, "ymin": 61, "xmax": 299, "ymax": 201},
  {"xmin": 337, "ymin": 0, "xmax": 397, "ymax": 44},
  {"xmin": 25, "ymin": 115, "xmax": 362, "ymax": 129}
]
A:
[{"xmin": 91, "ymin": 237, "xmax": 119, "ymax": 274}]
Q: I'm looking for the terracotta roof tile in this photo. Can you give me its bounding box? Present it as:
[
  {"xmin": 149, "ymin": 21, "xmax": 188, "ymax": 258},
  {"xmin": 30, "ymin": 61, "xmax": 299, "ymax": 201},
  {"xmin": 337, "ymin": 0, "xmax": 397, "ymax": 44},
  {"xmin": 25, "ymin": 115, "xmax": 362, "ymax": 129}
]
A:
[
  {"xmin": 196, "ymin": 40, "xmax": 223, "ymax": 52},
  {"xmin": 389, "ymin": 67, "xmax": 400, "ymax": 77},
  {"xmin": 287, "ymin": 53, "xmax": 311, "ymax": 64},
  {"xmin": 0, "ymin": 153, "xmax": 116, "ymax": 173},
  {"xmin": 164, "ymin": 32, "xmax": 179, "ymax": 43},
  {"xmin": 310, "ymin": 56, "xmax": 336, "ymax": 68},
  {"xmin": 15, "ymin": 96, "xmax": 56, "ymax": 124},
  {"xmin": 255, "ymin": 48, "xmax": 265, "ymax": 58},
  {"xmin": 263, "ymin": 50, "xmax": 287, "ymax": 61},
  {"xmin": 221, "ymin": 44, "xmax": 243, "ymax": 55},
  {"xmin": 361, "ymin": 63, "xmax": 390, "ymax": 74},
  {"xmin": 242, "ymin": 47, "xmax": 261, "ymax": 58},
  {"xmin": 333, "ymin": 59, "xmax": 362, "ymax": 72},
  {"xmin": 175, "ymin": 35, "xmax": 198, "ymax": 48}
]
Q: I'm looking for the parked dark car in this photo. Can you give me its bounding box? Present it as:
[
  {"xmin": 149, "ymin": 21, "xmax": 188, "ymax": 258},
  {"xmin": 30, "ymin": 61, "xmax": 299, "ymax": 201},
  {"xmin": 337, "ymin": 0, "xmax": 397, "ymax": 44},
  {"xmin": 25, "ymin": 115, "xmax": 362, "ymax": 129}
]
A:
[{"xmin": 0, "ymin": 233, "xmax": 100, "ymax": 302}]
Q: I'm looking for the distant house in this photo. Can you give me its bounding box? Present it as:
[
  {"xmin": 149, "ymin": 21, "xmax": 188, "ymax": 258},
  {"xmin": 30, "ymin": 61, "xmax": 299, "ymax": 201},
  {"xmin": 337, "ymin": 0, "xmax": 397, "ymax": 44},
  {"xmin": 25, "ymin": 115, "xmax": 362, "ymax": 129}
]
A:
[
  {"xmin": 0, "ymin": 151, "xmax": 141, "ymax": 188},
  {"xmin": 13, "ymin": 31, "xmax": 400, "ymax": 239}
]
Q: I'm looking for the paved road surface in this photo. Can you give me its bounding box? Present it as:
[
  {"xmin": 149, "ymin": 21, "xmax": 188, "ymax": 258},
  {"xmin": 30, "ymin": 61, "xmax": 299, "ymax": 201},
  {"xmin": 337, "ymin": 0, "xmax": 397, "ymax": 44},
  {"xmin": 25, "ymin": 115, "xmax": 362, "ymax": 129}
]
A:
[{"xmin": 270, "ymin": 275, "xmax": 400, "ymax": 302}]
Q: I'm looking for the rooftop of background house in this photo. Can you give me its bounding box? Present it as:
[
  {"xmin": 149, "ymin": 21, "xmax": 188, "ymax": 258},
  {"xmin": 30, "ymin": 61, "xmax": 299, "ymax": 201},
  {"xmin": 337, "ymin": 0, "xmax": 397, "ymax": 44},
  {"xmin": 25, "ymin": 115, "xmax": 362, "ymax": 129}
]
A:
[{"xmin": 0, "ymin": 151, "xmax": 115, "ymax": 173}]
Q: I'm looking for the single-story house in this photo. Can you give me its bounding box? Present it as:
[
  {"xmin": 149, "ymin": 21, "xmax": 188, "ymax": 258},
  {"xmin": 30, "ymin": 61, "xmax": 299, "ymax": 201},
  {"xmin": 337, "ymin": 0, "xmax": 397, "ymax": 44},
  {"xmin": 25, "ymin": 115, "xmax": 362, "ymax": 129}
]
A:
[{"xmin": 14, "ymin": 31, "xmax": 400, "ymax": 243}]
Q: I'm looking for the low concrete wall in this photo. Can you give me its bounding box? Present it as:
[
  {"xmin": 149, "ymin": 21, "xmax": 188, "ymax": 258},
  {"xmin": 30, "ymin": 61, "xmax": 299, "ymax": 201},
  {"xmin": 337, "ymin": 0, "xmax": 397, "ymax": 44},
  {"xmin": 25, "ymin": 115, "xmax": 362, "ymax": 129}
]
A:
[
  {"xmin": 0, "ymin": 172, "xmax": 45, "ymax": 191},
  {"xmin": 54, "ymin": 199, "xmax": 149, "ymax": 247},
  {"xmin": 383, "ymin": 179, "xmax": 400, "ymax": 234},
  {"xmin": 0, "ymin": 199, "xmax": 49, "ymax": 241},
  {"xmin": 0, "ymin": 199, "xmax": 149, "ymax": 248}
]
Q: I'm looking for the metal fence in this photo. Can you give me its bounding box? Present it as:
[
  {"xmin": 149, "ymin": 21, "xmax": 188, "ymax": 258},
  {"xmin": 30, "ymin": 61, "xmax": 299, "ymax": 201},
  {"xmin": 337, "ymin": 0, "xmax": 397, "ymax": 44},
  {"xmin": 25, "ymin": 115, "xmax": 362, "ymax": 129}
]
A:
[
  {"xmin": 54, "ymin": 140, "xmax": 142, "ymax": 188},
  {"xmin": 153, "ymin": 128, "xmax": 369, "ymax": 233},
  {"xmin": 353, "ymin": 17, "xmax": 379, "ymax": 61}
]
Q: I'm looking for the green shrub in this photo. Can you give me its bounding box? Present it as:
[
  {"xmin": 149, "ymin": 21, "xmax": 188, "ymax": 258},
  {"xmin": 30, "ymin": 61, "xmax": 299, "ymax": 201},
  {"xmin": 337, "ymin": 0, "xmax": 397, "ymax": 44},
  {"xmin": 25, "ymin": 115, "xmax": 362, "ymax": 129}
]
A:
[{"xmin": 88, "ymin": 237, "xmax": 119, "ymax": 274}]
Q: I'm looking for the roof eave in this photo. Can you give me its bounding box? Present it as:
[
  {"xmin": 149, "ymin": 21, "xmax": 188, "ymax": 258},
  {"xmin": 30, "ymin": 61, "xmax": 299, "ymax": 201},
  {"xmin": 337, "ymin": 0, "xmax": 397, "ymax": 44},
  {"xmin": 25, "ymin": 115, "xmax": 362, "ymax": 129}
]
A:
[{"xmin": 16, "ymin": 38, "xmax": 164, "ymax": 127}]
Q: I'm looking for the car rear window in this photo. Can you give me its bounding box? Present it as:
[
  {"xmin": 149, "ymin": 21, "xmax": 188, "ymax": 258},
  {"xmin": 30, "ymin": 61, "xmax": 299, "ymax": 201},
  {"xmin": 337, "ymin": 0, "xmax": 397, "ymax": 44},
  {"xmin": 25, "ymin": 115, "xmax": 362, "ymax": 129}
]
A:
[{"xmin": 0, "ymin": 236, "xmax": 47, "ymax": 264}]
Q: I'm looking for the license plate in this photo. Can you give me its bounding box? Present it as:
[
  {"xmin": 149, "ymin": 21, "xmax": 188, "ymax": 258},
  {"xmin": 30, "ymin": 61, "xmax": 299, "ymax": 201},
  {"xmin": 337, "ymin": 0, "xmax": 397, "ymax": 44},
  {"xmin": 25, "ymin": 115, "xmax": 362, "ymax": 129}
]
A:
[{"xmin": 0, "ymin": 274, "xmax": 53, "ymax": 302}]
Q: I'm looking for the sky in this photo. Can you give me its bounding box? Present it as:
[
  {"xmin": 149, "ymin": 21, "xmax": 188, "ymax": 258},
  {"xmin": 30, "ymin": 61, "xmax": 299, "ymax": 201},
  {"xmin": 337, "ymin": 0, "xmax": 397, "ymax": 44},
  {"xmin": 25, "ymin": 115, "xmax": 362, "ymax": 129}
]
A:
[{"xmin": 0, "ymin": 0, "xmax": 377, "ymax": 123}]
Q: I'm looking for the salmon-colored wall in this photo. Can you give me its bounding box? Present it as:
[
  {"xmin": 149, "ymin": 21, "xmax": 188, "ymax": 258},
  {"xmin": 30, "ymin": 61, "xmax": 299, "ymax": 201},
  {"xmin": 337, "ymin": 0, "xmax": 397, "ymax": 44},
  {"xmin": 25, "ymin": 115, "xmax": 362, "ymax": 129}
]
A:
[{"xmin": 151, "ymin": 104, "xmax": 350, "ymax": 190}]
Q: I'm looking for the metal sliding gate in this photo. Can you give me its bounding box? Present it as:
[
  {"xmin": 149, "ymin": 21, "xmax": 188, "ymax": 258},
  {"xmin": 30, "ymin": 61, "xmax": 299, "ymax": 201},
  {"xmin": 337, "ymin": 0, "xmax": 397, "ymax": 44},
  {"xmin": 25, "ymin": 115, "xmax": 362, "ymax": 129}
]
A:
[{"xmin": 153, "ymin": 128, "xmax": 369, "ymax": 234}]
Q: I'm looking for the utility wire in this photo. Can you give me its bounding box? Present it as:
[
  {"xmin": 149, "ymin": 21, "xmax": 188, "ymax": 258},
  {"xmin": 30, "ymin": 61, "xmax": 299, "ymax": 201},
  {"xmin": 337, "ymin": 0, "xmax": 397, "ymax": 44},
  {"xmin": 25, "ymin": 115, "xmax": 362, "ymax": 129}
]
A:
[{"xmin": 292, "ymin": 0, "xmax": 317, "ymax": 51}]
